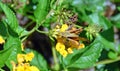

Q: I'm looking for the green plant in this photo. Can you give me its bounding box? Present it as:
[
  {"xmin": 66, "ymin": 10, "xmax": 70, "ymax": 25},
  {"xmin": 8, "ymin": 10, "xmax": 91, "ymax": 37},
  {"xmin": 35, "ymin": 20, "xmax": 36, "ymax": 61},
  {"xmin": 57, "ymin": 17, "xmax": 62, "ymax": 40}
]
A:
[{"xmin": 0, "ymin": 0, "xmax": 120, "ymax": 71}]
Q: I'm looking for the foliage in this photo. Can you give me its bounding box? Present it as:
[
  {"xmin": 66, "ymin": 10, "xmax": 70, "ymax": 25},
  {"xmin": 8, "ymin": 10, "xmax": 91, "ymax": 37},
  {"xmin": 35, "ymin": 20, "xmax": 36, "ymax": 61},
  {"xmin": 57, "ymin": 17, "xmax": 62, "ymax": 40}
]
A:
[{"xmin": 0, "ymin": 0, "xmax": 120, "ymax": 71}]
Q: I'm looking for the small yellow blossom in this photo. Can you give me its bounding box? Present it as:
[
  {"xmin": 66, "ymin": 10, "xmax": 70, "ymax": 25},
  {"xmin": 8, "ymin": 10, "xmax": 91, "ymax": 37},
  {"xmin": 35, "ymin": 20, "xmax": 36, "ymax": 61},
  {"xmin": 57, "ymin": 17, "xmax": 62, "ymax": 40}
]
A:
[
  {"xmin": 13, "ymin": 62, "xmax": 40, "ymax": 71},
  {"xmin": 60, "ymin": 50, "xmax": 68, "ymax": 57},
  {"xmin": 15, "ymin": 63, "xmax": 33, "ymax": 71},
  {"xmin": 24, "ymin": 63, "xmax": 31, "ymax": 71},
  {"xmin": 60, "ymin": 24, "xmax": 68, "ymax": 32},
  {"xmin": 55, "ymin": 25, "xmax": 60, "ymax": 29},
  {"xmin": 67, "ymin": 48, "xmax": 73, "ymax": 53},
  {"xmin": 16, "ymin": 65, "xmax": 24, "ymax": 71},
  {"xmin": 25, "ymin": 52, "xmax": 34, "ymax": 62},
  {"xmin": 78, "ymin": 43, "xmax": 85, "ymax": 49},
  {"xmin": 0, "ymin": 36, "xmax": 5, "ymax": 44},
  {"xmin": 17, "ymin": 54, "xmax": 25, "ymax": 64},
  {"xmin": 30, "ymin": 66, "xmax": 40, "ymax": 71},
  {"xmin": 56, "ymin": 42, "xmax": 65, "ymax": 51},
  {"xmin": 56, "ymin": 42, "xmax": 68, "ymax": 57},
  {"xmin": 12, "ymin": 52, "xmax": 40, "ymax": 71}
]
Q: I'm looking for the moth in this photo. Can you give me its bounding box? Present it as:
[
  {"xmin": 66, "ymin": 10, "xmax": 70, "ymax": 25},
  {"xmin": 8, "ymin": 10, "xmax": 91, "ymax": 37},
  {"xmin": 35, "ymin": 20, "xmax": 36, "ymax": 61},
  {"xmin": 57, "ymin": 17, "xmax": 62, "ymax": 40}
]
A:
[{"xmin": 58, "ymin": 25, "xmax": 88, "ymax": 49}]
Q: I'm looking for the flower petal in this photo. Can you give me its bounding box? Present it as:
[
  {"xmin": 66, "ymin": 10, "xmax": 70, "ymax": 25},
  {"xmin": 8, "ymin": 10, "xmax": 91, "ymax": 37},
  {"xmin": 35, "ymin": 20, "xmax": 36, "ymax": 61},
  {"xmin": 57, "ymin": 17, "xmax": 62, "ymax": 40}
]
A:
[
  {"xmin": 0, "ymin": 36, "xmax": 5, "ymax": 44},
  {"xmin": 60, "ymin": 24, "xmax": 68, "ymax": 32}
]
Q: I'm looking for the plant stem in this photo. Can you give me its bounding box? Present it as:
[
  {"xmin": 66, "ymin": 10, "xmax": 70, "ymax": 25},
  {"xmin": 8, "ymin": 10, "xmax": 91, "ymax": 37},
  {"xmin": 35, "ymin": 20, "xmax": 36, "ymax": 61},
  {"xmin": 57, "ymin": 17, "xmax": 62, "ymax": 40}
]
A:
[
  {"xmin": 52, "ymin": 46, "xmax": 60, "ymax": 70},
  {"xmin": 24, "ymin": 21, "xmax": 34, "ymax": 28},
  {"xmin": 36, "ymin": 29, "xmax": 49, "ymax": 34},
  {"xmin": 0, "ymin": 68, "xmax": 5, "ymax": 71},
  {"xmin": 60, "ymin": 56, "xmax": 68, "ymax": 71},
  {"xmin": 21, "ymin": 27, "xmax": 35, "ymax": 42},
  {"xmin": 94, "ymin": 56, "xmax": 120, "ymax": 66}
]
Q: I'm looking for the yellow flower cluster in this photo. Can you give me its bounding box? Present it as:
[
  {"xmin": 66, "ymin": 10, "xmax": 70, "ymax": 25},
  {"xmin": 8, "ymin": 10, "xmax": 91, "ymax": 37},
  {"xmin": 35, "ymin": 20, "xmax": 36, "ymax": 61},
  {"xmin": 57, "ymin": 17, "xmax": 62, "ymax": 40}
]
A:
[
  {"xmin": 56, "ymin": 39, "xmax": 85, "ymax": 57},
  {"xmin": 0, "ymin": 36, "xmax": 5, "ymax": 44},
  {"xmin": 60, "ymin": 24, "xmax": 68, "ymax": 32},
  {"xmin": 12, "ymin": 52, "xmax": 40, "ymax": 71},
  {"xmin": 54, "ymin": 24, "xmax": 85, "ymax": 57}
]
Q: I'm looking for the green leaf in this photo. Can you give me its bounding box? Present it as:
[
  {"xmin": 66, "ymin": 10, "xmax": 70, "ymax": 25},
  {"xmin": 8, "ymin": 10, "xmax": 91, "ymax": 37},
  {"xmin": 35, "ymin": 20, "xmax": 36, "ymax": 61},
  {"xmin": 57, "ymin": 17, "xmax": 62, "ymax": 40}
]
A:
[
  {"xmin": 100, "ymin": 27, "xmax": 114, "ymax": 42},
  {"xmin": 0, "ymin": 36, "xmax": 21, "ymax": 70},
  {"xmin": 108, "ymin": 51, "xmax": 118, "ymax": 59},
  {"xmin": 98, "ymin": 36, "xmax": 114, "ymax": 51},
  {"xmin": 4, "ymin": 36, "xmax": 21, "ymax": 70},
  {"xmin": 17, "ymin": 26, "xmax": 29, "ymax": 37},
  {"xmin": 89, "ymin": 13, "xmax": 112, "ymax": 30},
  {"xmin": 25, "ymin": 49, "xmax": 48, "ymax": 71},
  {"xmin": 118, "ymin": 45, "xmax": 120, "ymax": 54},
  {"xmin": 0, "ymin": 46, "xmax": 14, "ymax": 68},
  {"xmin": 111, "ymin": 0, "xmax": 120, "ymax": 2},
  {"xmin": 0, "ymin": 2, "xmax": 18, "ymax": 31},
  {"xmin": 117, "ymin": 6, "xmax": 120, "ymax": 11},
  {"xmin": 0, "ymin": 21, "xmax": 7, "ymax": 37},
  {"xmin": 111, "ymin": 14, "xmax": 120, "ymax": 22},
  {"xmin": 16, "ymin": 0, "xmax": 28, "ymax": 14},
  {"xmin": 71, "ymin": 0, "xmax": 105, "ymax": 13},
  {"xmin": 0, "ymin": 2, "xmax": 27, "ymax": 36},
  {"xmin": 0, "ymin": 22, "xmax": 22, "ymax": 70},
  {"xmin": 114, "ymin": 22, "xmax": 120, "ymax": 28},
  {"xmin": 32, "ymin": 0, "xmax": 38, "ymax": 3},
  {"xmin": 97, "ymin": 28, "xmax": 115, "ymax": 51},
  {"xmin": 63, "ymin": 39, "xmax": 103, "ymax": 69},
  {"xmin": 34, "ymin": 0, "xmax": 49, "ymax": 26},
  {"xmin": 111, "ymin": 14, "xmax": 120, "ymax": 28}
]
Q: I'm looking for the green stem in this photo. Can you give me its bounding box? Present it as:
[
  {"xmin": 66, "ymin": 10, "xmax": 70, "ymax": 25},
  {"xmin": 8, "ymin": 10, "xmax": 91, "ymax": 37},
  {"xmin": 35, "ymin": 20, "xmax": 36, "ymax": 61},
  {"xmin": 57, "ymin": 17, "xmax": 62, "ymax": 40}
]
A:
[
  {"xmin": 21, "ymin": 35, "xmax": 28, "ymax": 42},
  {"xmin": 36, "ymin": 29, "xmax": 49, "ymax": 34},
  {"xmin": 50, "ymin": 35, "xmax": 59, "ymax": 70},
  {"xmin": 52, "ymin": 46, "xmax": 60, "ymax": 70},
  {"xmin": 94, "ymin": 56, "xmax": 120, "ymax": 66},
  {"xmin": 64, "ymin": 69, "xmax": 68, "ymax": 71},
  {"xmin": 24, "ymin": 21, "xmax": 34, "ymax": 28},
  {"xmin": 0, "ymin": 68, "xmax": 5, "ymax": 71},
  {"xmin": 21, "ymin": 28, "xmax": 36, "ymax": 42},
  {"xmin": 60, "ymin": 56, "xmax": 68, "ymax": 71}
]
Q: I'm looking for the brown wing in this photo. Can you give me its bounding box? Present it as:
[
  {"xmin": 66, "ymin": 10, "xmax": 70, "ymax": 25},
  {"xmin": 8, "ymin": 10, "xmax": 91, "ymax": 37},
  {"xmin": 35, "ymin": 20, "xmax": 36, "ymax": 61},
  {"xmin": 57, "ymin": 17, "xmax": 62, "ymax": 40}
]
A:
[
  {"xmin": 64, "ymin": 38, "xmax": 80, "ymax": 48},
  {"xmin": 69, "ymin": 28, "xmax": 83, "ymax": 34}
]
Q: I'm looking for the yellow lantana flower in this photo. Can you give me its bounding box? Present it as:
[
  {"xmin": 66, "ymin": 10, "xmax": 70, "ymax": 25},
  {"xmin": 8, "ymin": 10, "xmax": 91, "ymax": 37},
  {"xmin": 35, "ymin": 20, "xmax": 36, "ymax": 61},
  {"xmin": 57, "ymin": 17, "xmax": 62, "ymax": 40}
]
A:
[
  {"xmin": 23, "ymin": 63, "xmax": 31, "ymax": 71},
  {"xmin": 78, "ymin": 43, "xmax": 85, "ymax": 49},
  {"xmin": 56, "ymin": 42, "xmax": 65, "ymax": 51},
  {"xmin": 17, "ymin": 52, "xmax": 34, "ymax": 63},
  {"xmin": 25, "ymin": 52, "xmax": 34, "ymax": 62},
  {"xmin": 30, "ymin": 66, "xmax": 40, "ymax": 71},
  {"xmin": 17, "ymin": 54, "xmax": 25, "ymax": 64},
  {"xmin": 60, "ymin": 50, "xmax": 68, "ymax": 57},
  {"xmin": 56, "ymin": 42, "xmax": 68, "ymax": 57},
  {"xmin": 60, "ymin": 24, "xmax": 68, "ymax": 32},
  {"xmin": 67, "ymin": 48, "xmax": 73, "ymax": 54},
  {"xmin": 0, "ymin": 36, "xmax": 5, "ymax": 44},
  {"xmin": 15, "ymin": 63, "xmax": 40, "ymax": 71},
  {"xmin": 16, "ymin": 64, "xmax": 24, "ymax": 71},
  {"xmin": 12, "ymin": 52, "xmax": 40, "ymax": 71}
]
